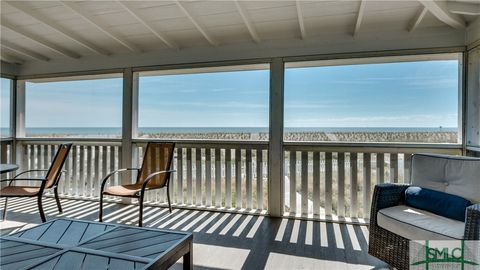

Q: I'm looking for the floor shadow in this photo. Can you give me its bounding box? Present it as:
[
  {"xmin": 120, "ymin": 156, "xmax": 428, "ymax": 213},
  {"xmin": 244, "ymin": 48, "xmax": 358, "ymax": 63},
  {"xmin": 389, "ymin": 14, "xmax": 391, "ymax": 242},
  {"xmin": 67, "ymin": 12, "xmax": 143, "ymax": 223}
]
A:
[{"xmin": 1, "ymin": 197, "xmax": 391, "ymax": 269}]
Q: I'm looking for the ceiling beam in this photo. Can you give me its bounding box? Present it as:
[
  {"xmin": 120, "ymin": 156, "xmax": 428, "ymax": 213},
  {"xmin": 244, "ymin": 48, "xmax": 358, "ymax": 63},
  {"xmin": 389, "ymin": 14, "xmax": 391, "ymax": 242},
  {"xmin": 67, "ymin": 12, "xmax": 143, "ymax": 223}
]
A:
[
  {"xmin": 1, "ymin": 19, "xmax": 81, "ymax": 59},
  {"xmin": 234, "ymin": 1, "xmax": 260, "ymax": 43},
  {"xmin": 116, "ymin": 1, "xmax": 179, "ymax": 49},
  {"xmin": 353, "ymin": 0, "xmax": 366, "ymax": 36},
  {"xmin": 418, "ymin": 0, "xmax": 465, "ymax": 29},
  {"xmin": 6, "ymin": 1, "xmax": 110, "ymax": 56},
  {"xmin": 1, "ymin": 51, "xmax": 25, "ymax": 65},
  {"xmin": 447, "ymin": 1, "xmax": 480, "ymax": 16},
  {"xmin": 1, "ymin": 40, "xmax": 50, "ymax": 62},
  {"xmin": 60, "ymin": 1, "xmax": 143, "ymax": 53},
  {"xmin": 408, "ymin": 7, "xmax": 428, "ymax": 32},
  {"xmin": 295, "ymin": 0, "xmax": 307, "ymax": 40},
  {"xmin": 175, "ymin": 0, "xmax": 218, "ymax": 46}
]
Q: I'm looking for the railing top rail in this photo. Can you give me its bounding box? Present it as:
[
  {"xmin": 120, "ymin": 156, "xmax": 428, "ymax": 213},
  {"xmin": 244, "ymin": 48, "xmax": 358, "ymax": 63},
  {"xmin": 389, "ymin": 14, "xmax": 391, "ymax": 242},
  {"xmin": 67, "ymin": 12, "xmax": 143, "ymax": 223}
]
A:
[
  {"xmin": 17, "ymin": 137, "xmax": 122, "ymax": 143},
  {"xmin": 284, "ymin": 141, "xmax": 462, "ymax": 154},
  {"xmin": 0, "ymin": 138, "xmax": 14, "ymax": 142},
  {"xmin": 133, "ymin": 138, "xmax": 269, "ymax": 149}
]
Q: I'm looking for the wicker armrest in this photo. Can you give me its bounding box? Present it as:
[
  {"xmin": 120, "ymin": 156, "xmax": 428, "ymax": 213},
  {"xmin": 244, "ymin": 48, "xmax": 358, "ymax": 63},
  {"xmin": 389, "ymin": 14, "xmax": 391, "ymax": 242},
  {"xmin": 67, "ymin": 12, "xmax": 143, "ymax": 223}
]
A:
[
  {"xmin": 369, "ymin": 183, "xmax": 409, "ymax": 226},
  {"xmin": 464, "ymin": 203, "xmax": 480, "ymax": 240}
]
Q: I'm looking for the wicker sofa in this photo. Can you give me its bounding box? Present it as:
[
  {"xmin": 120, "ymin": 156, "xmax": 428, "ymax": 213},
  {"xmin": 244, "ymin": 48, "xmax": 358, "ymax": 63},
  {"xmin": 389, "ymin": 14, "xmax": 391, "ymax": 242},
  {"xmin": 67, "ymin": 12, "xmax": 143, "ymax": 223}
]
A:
[{"xmin": 368, "ymin": 153, "xmax": 480, "ymax": 270}]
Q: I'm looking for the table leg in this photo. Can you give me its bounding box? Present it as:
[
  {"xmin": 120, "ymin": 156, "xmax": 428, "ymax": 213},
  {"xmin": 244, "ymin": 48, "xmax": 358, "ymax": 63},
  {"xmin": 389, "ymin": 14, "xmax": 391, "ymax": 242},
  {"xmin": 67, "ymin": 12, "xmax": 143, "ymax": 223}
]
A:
[{"xmin": 183, "ymin": 242, "xmax": 193, "ymax": 270}]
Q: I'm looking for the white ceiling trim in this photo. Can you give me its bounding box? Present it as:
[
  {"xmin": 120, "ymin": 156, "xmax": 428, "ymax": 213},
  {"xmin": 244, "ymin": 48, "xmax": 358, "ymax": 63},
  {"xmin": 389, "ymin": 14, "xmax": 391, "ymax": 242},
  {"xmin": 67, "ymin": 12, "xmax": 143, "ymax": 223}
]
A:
[
  {"xmin": 6, "ymin": 1, "xmax": 110, "ymax": 56},
  {"xmin": 60, "ymin": 1, "xmax": 143, "ymax": 53},
  {"xmin": 175, "ymin": 0, "xmax": 219, "ymax": 46},
  {"xmin": 408, "ymin": 7, "xmax": 428, "ymax": 32},
  {"xmin": 353, "ymin": 0, "xmax": 366, "ymax": 36},
  {"xmin": 447, "ymin": 1, "xmax": 480, "ymax": 16},
  {"xmin": 116, "ymin": 1, "xmax": 179, "ymax": 50},
  {"xmin": 418, "ymin": 0, "xmax": 465, "ymax": 29},
  {"xmin": 0, "ymin": 18, "xmax": 81, "ymax": 59},
  {"xmin": 1, "ymin": 40, "xmax": 50, "ymax": 62},
  {"xmin": 295, "ymin": 0, "xmax": 306, "ymax": 40},
  {"xmin": 234, "ymin": 1, "xmax": 261, "ymax": 43}
]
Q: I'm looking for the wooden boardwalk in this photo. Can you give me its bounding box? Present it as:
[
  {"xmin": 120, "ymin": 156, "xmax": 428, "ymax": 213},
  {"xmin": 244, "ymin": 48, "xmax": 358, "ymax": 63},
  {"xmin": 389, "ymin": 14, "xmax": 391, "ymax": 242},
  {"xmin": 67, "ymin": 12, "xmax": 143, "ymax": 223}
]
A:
[{"xmin": 1, "ymin": 197, "xmax": 389, "ymax": 270}]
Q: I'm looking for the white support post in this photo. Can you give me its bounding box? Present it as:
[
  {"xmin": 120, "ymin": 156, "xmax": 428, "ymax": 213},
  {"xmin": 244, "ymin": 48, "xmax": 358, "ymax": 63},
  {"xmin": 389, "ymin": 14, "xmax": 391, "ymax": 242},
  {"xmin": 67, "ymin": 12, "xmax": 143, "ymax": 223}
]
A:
[
  {"xmin": 10, "ymin": 78, "xmax": 17, "ymax": 166},
  {"xmin": 121, "ymin": 68, "xmax": 135, "ymax": 203},
  {"xmin": 15, "ymin": 80, "xmax": 25, "ymax": 171},
  {"xmin": 466, "ymin": 46, "xmax": 480, "ymax": 151},
  {"xmin": 268, "ymin": 58, "xmax": 285, "ymax": 217}
]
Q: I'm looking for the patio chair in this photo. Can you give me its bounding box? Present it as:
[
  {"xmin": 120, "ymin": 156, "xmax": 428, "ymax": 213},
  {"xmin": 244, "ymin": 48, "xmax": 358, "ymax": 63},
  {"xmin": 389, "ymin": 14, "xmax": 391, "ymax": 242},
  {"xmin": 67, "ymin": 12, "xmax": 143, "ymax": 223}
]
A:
[
  {"xmin": 1, "ymin": 143, "xmax": 73, "ymax": 223},
  {"xmin": 99, "ymin": 142, "xmax": 175, "ymax": 227},
  {"xmin": 368, "ymin": 153, "xmax": 480, "ymax": 270}
]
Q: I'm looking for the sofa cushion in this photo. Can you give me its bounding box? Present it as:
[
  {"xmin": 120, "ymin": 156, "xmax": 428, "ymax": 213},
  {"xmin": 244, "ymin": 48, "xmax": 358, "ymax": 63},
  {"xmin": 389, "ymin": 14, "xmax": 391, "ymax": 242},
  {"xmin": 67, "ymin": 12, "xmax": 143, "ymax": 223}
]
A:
[
  {"xmin": 410, "ymin": 154, "xmax": 480, "ymax": 203},
  {"xmin": 405, "ymin": 186, "xmax": 472, "ymax": 221},
  {"xmin": 377, "ymin": 205, "xmax": 465, "ymax": 240}
]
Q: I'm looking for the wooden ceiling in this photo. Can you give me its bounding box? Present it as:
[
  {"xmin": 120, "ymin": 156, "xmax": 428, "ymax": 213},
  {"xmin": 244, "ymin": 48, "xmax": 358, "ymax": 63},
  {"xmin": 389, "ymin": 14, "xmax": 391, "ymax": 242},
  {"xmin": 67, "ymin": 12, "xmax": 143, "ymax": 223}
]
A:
[{"xmin": 0, "ymin": 0, "xmax": 479, "ymax": 74}]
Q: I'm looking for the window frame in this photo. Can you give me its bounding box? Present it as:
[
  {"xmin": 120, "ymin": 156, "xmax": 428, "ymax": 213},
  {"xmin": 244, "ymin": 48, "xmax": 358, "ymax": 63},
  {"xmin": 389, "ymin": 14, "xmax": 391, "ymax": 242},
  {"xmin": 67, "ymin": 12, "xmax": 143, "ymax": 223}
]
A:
[{"xmin": 283, "ymin": 53, "xmax": 464, "ymax": 144}]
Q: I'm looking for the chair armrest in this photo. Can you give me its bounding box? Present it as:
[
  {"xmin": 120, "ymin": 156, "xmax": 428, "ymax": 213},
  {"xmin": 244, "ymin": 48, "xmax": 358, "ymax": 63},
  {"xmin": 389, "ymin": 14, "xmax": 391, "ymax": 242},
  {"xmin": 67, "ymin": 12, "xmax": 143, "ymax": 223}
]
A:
[
  {"xmin": 99, "ymin": 168, "xmax": 140, "ymax": 193},
  {"xmin": 13, "ymin": 169, "xmax": 49, "ymax": 179},
  {"xmin": 464, "ymin": 203, "xmax": 480, "ymax": 240},
  {"xmin": 369, "ymin": 183, "xmax": 409, "ymax": 226},
  {"xmin": 141, "ymin": 170, "xmax": 176, "ymax": 191}
]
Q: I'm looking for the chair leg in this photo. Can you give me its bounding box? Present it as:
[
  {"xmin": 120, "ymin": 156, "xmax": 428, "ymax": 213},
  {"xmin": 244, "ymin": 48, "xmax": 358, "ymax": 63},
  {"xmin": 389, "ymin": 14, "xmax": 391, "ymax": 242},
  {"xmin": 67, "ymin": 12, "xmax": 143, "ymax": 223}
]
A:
[
  {"xmin": 167, "ymin": 185, "xmax": 172, "ymax": 213},
  {"xmin": 99, "ymin": 192, "xmax": 104, "ymax": 222},
  {"xmin": 139, "ymin": 194, "xmax": 144, "ymax": 227},
  {"xmin": 54, "ymin": 187, "xmax": 62, "ymax": 213},
  {"xmin": 2, "ymin": 198, "xmax": 8, "ymax": 221},
  {"xmin": 38, "ymin": 196, "xmax": 46, "ymax": 223}
]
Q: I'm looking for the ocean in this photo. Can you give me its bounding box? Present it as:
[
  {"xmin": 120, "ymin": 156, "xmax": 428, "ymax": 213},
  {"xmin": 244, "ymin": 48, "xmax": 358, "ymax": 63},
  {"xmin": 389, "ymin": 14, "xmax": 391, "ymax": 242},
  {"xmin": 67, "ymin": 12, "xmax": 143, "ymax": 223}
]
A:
[{"xmin": 0, "ymin": 127, "xmax": 458, "ymax": 137}]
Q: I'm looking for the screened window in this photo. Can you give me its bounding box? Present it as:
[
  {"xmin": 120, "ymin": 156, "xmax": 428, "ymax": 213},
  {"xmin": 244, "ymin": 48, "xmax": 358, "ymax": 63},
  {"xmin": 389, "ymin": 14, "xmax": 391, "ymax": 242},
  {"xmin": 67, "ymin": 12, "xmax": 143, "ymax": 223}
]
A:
[
  {"xmin": 24, "ymin": 74, "xmax": 123, "ymax": 138},
  {"xmin": 137, "ymin": 64, "xmax": 270, "ymax": 140},
  {"xmin": 284, "ymin": 54, "xmax": 461, "ymax": 143},
  {"xmin": 0, "ymin": 78, "xmax": 11, "ymax": 138}
]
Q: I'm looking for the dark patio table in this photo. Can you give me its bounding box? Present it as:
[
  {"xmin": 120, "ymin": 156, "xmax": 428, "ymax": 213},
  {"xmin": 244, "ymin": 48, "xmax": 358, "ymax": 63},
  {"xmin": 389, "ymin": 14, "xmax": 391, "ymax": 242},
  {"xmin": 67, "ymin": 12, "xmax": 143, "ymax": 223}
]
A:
[
  {"xmin": 0, "ymin": 218, "xmax": 193, "ymax": 270},
  {"xmin": 0, "ymin": 164, "xmax": 19, "ymax": 174}
]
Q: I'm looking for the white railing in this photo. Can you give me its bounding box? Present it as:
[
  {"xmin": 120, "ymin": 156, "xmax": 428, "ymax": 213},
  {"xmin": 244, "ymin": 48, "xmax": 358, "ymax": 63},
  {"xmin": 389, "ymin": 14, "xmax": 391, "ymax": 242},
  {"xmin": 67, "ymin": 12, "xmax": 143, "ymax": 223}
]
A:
[
  {"xmin": 14, "ymin": 139, "xmax": 463, "ymax": 220},
  {"xmin": 17, "ymin": 140, "xmax": 122, "ymax": 199},
  {"xmin": 134, "ymin": 141, "xmax": 268, "ymax": 211},
  {"xmin": 283, "ymin": 142, "xmax": 462, "ymax": 220},
  {"xmin": 16, "ymin": 139, "xmax": 269, "ymax": 213}
]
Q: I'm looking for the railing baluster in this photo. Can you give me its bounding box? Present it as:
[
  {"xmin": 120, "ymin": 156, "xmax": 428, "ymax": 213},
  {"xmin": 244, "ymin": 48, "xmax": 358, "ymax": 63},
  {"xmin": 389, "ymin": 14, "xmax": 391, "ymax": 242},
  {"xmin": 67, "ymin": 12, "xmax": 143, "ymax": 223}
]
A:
[
  {"xmin": 325, "ymin": 152, "xmax": 333, "ymax": 217},
  {"xmin": 176, "ymin": 148, "xmax": 183, "ymax": 204},
  {"xmin": 94, "ymin": 146, "xmax": 100, "ymax": 198},
  {"xmin": 404, "ymin": 153, "xmax": 412, "ymax": 184},
  {"xmin": 337, "ymin": 152, "xmax": 345, "ymax": 217},
  {"xmin": 363, "ymin": 153, "xmax": 371, "ymax": 218},
  {"xmin": 350, "ymin": 152, "xmax": 358, "ymax": 218},
  {"xmin": 289, "ymin": 151, "xmax": 297, "ymax": 214},
  {"xmin": 256, "ymin": 149, "xmax": 263, "ymax": 210},
  {"xmin": 63, "ymin": 145, "xmax": 71, "ymax": 195},
  {"xmin": 246, "ymin": 149, "xmax": 253, "ymax": 209},
  {"xmin": 377, "ymin": 153, "xmax": 384, "ymax": 184},
  {"xmin": 87, "ymin": 146, "xmax": 93, "ymax": 198},
  {"xmin": 72, "ymin": 146, "xmax": 79, "ymax": 196},
  {"xmin": 301, "ymin": 151, "xmax": 308, "ymax": 216},
  {"xmin": 390, "ymin": 153, "xmax": 398, "ymax": 183},
  {"xmin": 312, "ymin": 151, "xmax": 320, "ymax": 217},
  {"xmin": 195, "ymin": 148, "xmax": 202, "ymax": 205},
  {"xmin": 214, "ymin": 148, "xmax": 221, "ymax": 207},
  {"xmin": 80, "ymin": 145, "xmax": 86, "ymax": 197},
  {"xmin": 186, "ymin": 148, "xmax": 193, "ymax": 205},
  {"xmin": 205, "ymin": 148, "xmax": 212, "ymax": 206},
  {"xmin": 235, "ymin": 149, "xmax": 242, "ymax": 208},
  {"xmin": 225, "ymin": 149, "xmax": 232, "ymax": 208}
]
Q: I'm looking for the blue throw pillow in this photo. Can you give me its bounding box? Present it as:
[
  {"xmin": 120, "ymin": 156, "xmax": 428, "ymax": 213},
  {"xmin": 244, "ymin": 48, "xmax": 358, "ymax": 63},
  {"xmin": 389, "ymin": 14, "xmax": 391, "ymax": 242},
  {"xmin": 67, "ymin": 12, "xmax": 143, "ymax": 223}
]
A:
[{"xmin": 405, "ymin": 186, "xmax": 472, "ymax": 222}]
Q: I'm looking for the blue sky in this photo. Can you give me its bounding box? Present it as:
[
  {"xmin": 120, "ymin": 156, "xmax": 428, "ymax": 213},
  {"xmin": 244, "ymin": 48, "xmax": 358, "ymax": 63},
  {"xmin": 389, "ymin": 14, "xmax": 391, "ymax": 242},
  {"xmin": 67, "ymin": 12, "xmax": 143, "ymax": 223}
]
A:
[{"xmin": 0, "ymin": 59, "xmax": 459, "ymax": 129}]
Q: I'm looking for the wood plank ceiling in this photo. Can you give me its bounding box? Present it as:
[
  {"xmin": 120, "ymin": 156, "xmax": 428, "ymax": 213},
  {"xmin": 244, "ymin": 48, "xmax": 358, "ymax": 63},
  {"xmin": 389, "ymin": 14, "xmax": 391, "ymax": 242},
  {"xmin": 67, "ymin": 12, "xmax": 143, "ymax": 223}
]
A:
[{"xmin": 0, "ymin": 0, "xmax": 479, "ymax": 65}]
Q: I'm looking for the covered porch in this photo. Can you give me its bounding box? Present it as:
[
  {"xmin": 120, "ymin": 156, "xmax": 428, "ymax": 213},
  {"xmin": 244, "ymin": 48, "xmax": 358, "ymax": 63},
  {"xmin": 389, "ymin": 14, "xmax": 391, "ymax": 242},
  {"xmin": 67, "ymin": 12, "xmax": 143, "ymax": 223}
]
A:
[{"xmin": 1, "ymin": 0, "xmax": 480, "ymax": 269}]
